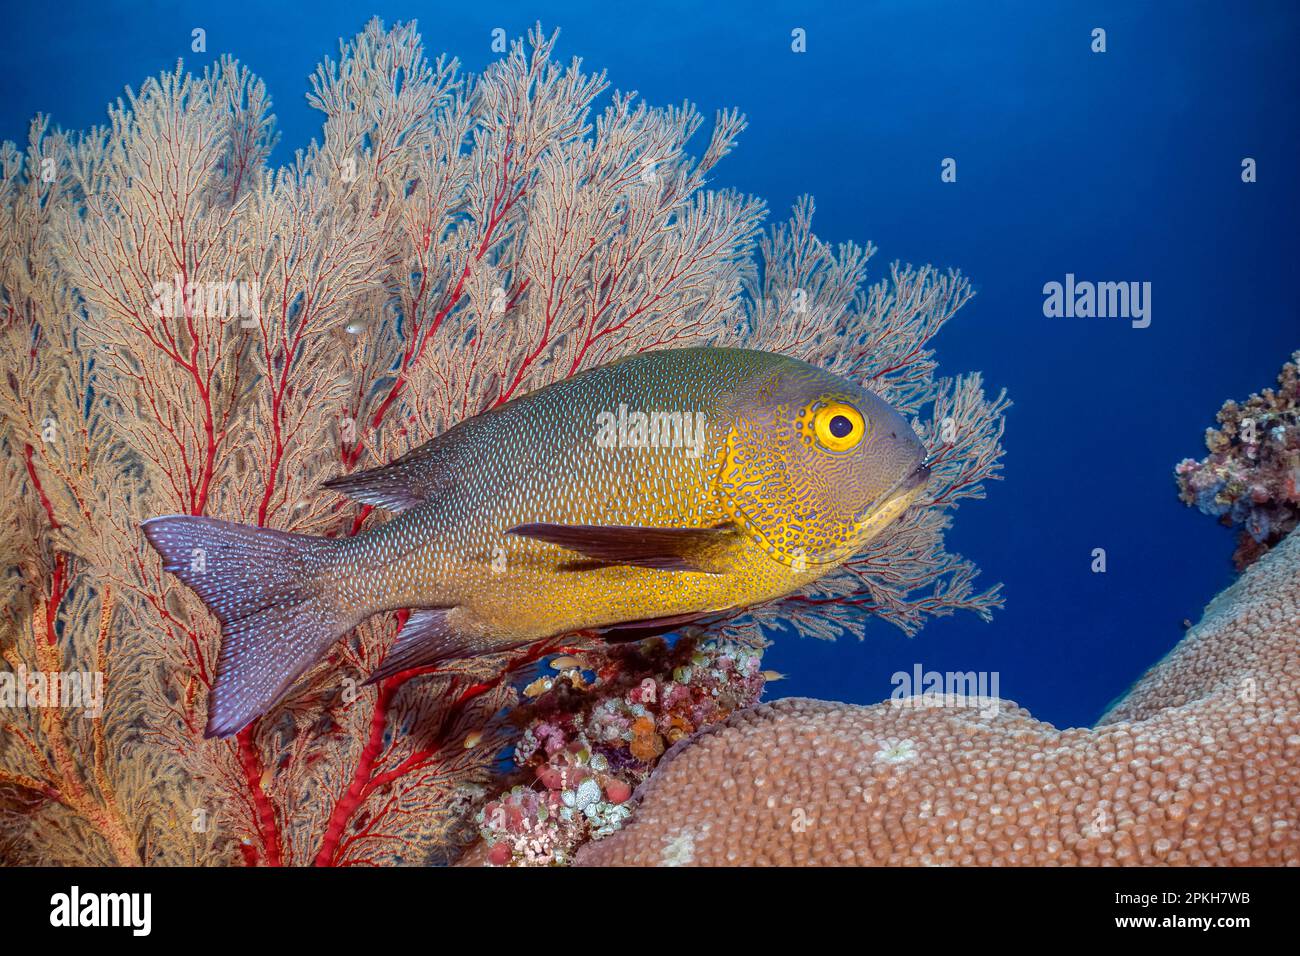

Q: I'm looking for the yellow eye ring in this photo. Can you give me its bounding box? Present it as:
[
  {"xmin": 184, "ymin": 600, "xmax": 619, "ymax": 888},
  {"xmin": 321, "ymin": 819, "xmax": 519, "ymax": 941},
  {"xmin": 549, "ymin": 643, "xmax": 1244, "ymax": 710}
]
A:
[{"xmin": 813, "ymin": 402, "xmax": 866, "ymax": 451}]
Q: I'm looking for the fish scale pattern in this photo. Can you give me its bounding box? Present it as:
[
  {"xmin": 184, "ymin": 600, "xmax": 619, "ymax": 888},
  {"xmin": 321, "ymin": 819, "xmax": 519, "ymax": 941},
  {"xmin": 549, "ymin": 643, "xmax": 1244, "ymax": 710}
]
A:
[{"xmin": 332, "ymin": 346, "xmax": 927, "ymax": 643}]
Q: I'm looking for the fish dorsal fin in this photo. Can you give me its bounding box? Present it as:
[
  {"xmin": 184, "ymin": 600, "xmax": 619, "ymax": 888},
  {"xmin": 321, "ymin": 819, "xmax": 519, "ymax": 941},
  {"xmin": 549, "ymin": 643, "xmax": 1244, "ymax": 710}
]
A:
[
  {"xmin": 322, "ymin": 437, "xmax": 459, "ymax": 511},
  {"xmin": 506, "ymin": 523, "xmax": 737, "ymax": 574}
]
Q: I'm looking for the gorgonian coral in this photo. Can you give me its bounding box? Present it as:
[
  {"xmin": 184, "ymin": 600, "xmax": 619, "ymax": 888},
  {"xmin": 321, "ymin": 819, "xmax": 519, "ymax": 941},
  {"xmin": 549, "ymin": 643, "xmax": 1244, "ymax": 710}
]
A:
[
  {"xmin": 1176, "ymin": 351, "xmax": 1300, "ymax": 569},
  {"xmin": 0, "ymin": 19, "xmax": 1005, "ymax": 865}
]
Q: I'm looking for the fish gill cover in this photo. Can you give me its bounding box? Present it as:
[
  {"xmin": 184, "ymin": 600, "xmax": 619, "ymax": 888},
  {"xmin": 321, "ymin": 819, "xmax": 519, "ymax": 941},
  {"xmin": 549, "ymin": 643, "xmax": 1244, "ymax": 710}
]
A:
[{"xmin": 0, "ymin": 20, "xmax": 1008, "ymax": 865}]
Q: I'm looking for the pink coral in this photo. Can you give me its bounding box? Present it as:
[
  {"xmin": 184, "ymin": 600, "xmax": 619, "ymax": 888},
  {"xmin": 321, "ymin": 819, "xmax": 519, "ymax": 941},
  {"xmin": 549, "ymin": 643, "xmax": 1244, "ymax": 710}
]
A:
[{"xmin": 576, "ymin": 529, "xmax": 1300, "ymax": 867}]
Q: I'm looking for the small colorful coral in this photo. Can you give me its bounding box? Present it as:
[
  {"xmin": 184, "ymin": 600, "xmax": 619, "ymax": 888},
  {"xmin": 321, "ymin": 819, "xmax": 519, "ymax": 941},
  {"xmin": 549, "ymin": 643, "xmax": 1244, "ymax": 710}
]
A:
[
  {"xmin": 474, "ymin": 634, "xmax": 767, "ymax": 865},
  {"xmin": 1176, "ymin": 351, "xmax": 1300, "ymax": 568}
]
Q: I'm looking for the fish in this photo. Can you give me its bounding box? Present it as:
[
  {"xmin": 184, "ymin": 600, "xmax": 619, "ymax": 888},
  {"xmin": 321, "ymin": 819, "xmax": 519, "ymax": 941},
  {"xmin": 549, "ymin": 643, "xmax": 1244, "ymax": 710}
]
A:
[
  {"xmin": 141, "ymin": 346, "xmax": 931, "ymax": 737},
  {"xmin": 761, "ymin": 670, "xmax": 787, "ymax": 682}
]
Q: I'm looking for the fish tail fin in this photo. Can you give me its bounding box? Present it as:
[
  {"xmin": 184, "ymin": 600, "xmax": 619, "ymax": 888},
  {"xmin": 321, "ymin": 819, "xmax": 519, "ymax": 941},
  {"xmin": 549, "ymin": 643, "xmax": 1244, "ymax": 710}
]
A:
[{"xmin": 140, "ymin": 515, "xmax": 354, "ymax": 738}]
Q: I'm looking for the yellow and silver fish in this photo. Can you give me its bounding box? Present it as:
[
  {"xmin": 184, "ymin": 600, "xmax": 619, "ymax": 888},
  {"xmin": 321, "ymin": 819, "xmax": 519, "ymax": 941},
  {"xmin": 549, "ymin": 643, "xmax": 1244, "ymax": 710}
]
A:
[{"xmin": 142, "ymin": 347, "xmax": 930, "ymax": 736}]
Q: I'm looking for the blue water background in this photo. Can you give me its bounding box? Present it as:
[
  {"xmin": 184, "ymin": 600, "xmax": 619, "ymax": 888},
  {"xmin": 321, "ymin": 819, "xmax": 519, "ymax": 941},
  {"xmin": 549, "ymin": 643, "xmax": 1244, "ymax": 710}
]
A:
[{"xmin": 3, "ymin": 1, "xmax": 1296, "ymax": 728}]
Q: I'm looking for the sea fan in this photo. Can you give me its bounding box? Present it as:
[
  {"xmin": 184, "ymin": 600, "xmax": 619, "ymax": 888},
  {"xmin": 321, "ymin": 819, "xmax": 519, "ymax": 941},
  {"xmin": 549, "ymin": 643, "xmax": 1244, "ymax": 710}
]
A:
[{"xmin": 0, "ymin": 19, "xmax": 1006, "ymax": 865}]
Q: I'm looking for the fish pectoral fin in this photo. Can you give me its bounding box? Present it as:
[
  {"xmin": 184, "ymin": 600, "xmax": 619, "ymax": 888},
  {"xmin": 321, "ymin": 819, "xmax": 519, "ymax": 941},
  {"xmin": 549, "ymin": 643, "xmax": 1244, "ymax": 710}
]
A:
[
  {"xmin": 366, "ymin": 608, "xmax": 513, "ymax": 684},
  {"xmin": 505, "ymin": 522, "xmax": 738, "ymax": 574}
]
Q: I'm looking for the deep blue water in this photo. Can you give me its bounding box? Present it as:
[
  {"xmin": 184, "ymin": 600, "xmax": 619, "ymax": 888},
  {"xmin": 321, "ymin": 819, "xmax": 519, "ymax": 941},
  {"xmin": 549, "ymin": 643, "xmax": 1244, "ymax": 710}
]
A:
[{"xmin": 3, "ymin": 1, "xmax": 1296, "ymax": 729}]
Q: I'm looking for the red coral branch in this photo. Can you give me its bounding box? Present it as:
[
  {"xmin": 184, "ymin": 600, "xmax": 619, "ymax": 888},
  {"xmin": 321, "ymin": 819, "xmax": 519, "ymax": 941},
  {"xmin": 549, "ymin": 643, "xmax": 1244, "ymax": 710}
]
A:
[
  {"xmin": 23, "ymin": 443, "xmax": 59, "ymax": 530},
  {"xmin": 312, "ymin": 636, "xmax": 562, "ymax": 866},
  {"xmin": 313, "ymin": 674, "xmax": 406, "ymax": 866},
  {"xmin": 235, "ymin": 724, "xmax": 282, "ymax": 866},
  {"xmin": 23, "ymin": 443, "xmax": 67, "ymax": 645},
  {"xmin": 345, "ymin": 145, "xmax": 526, "ymax": 469}
]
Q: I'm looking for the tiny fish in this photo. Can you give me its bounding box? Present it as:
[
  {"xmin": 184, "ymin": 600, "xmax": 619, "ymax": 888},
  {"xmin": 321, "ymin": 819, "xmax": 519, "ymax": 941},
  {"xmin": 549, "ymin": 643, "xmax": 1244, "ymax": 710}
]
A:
[
  {"xmin": 142, "ymin": 347, "xmax": 930, "ymax": 737},
  {"xmin": 548, "ymin": 656, "xmax": 585, "ymax": 671},
  {"xmin": 761, "ymin": 670, "xmax": 787, "ymax": 682}
]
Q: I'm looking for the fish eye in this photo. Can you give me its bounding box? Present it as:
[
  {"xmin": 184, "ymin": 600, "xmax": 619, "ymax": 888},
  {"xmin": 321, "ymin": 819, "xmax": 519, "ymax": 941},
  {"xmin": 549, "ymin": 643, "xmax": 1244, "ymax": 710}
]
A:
[{"xmin": 813, "ymin": 402, "xmax": 866, "ymax": 451}]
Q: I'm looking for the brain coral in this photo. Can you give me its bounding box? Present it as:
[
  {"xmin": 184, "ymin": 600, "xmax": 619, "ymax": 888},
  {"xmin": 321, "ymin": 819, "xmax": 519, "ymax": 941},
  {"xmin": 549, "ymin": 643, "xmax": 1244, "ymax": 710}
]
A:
[{"xmin": 576, "ymin": 530, "xmax": 1300, "ymax": 866}]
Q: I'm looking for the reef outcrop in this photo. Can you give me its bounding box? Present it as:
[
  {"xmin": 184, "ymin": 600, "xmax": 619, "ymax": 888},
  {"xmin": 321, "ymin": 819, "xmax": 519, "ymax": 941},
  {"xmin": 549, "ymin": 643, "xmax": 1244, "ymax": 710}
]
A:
[
  {"xmin": 1176, "ymin": 352, "xmax": 1300, "ymax": 569},
  {"xmin": 576, "ymin": 530, "xmax": 1300, "ymax": 866}
]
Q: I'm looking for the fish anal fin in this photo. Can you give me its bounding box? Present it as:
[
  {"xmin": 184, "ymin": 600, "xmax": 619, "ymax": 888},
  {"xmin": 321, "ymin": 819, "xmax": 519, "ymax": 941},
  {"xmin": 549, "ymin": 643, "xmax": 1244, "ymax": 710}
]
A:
[
  {"xmin": 506, "ymin": 523, "xmax": 736, "ymax": 574},
  {"xmin": 366, "ymin": 608, "xmax": 508, "ymax": 684},
  {"xmin": 595, "ymin": 611, "xmax": 719, "ymax": 642}
]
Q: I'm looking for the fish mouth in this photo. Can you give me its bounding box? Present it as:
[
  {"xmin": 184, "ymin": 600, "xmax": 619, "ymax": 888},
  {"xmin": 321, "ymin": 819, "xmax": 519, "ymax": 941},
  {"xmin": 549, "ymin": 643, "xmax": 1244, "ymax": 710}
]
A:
[
  {"xmin": 852, "ymin": 457, "xmax": 932, "ymax": 526},
  {"xmin": 876, "ymin": 457, "xmax": 932, "ymax": 507},
  {"xmin": 897, "ymin": 459, "xmax": 933, "ymax": 496}
]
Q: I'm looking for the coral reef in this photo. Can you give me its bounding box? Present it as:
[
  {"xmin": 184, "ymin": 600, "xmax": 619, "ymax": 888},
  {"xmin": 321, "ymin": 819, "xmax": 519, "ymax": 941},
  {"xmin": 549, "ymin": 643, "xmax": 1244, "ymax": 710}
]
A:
[
  {"xmin": 1176, "ymin": 352, "xmax": 1300, "ymax": 569},
  {"xmin": 575, "ymin": 529, "xmax": 1300, "ymax": 866},
  {"xmin": 464, "ymin": 633, "xmax": 766, "ymax": 866},
  {"xmin": 0, "ymin": 19, "xmax": 1006, "ymax": 864}
]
